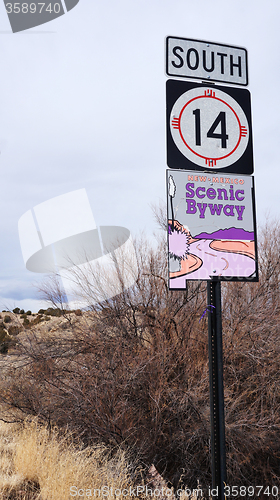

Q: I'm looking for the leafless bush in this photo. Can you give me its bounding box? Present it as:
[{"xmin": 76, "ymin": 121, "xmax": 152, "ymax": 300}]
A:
[
  {"xmin": 0, "ymin": 218, "xmax": 279, "ymax": 491},
  {"xmin": 221, "ymin": 218, "xmax": 280, "ymax": 486}
]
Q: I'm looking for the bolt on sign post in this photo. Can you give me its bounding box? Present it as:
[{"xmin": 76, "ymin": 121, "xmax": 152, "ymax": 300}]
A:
[{"xmin": 165, "ymin": 37, "xmax": 258, "ymax": 500}]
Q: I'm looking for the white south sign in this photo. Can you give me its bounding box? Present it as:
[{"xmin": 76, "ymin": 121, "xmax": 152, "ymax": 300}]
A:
[
  {"xmin": 170, "ymin": 86, "xmax": 249, "ymax": 170},
  {"xmin": 166, "ymin": 37, "xmax": 248, "ymax": 86}
]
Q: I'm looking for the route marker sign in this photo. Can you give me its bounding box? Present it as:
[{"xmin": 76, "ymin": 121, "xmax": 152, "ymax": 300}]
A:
[
  {"xmin": 166, "ymin": 37, "xmax": 248, "ymax": 86},
  {"xmin": 167, "ymin": 169, "xmax": 258, "ymax": 286},
  {"xmin": 166, "ymin": 80, "xmax": 254, "ymax": 174}
]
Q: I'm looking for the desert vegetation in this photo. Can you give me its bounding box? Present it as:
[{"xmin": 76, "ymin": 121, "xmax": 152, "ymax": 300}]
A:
[
  {"xmin": 0, "ymin": 419, "xmax": 136, "ymax": 499},
  {"xmin": 0, "ymin": 216, "xmax": 279, "ymax": 499}
]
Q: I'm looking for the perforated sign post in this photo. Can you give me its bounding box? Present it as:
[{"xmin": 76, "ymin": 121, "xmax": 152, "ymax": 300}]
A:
[{"xmin": 166, "ymin": 80, "xmax": 254, "ymax": 174}]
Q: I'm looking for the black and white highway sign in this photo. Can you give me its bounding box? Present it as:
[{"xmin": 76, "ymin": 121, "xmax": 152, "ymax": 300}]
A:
[
  {"xmin": 166, "ymin": 37, "xmax": 248, "ymax": 86},
  {"xmin": 166, "ymin": 80, "xmax": 254, "ymax": 174}
]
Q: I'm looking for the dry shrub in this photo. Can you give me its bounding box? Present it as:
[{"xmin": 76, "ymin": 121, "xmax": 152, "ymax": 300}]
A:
[
  {"xmin": 221, "ymin": 218, "xmax": 280, "ymax": 486},
  {"xmin": 0, "ymin": 220, "xmax": 279, "ymax": 491},
  {"xmin": 0, "ymin": 419, "xmax": 134, "ymax": 500}
]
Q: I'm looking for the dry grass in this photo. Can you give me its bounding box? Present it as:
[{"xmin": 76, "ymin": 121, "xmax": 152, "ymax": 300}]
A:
[
  {"xmin": 0, "ymin": 419, "xmax": 135, "ymax": 500},
  {"xmin": 0, "ymin": 420, "xmax": 206, "ymax": 500}
]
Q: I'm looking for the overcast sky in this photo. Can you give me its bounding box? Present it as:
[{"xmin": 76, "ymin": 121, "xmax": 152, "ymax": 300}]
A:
[{"xmin": 0, "ymin": 0, "xmax": 279, "ymax": 312}]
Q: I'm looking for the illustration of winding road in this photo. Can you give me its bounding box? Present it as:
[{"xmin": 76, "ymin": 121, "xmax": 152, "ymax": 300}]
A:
[{"xmin": 169, "ymin": 238, "xmax": 256, "ymax": 286}]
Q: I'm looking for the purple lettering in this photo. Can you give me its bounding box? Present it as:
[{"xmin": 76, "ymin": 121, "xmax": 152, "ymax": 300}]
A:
[
  {"xmin": 229, "ymin": 185, "xmax": 235, "ymax": 201},
  {"xmin": 197, "ymin": 203, "xmax": 207, "ymax": 218},
  {"xmin": 223, "ymin": 205, "xmax": 235, "ymax": 217},
  {"xmin": 235, "ymin": 190, "xmax": 245, "ymax": 201},
  {"xmin": 196, "ymin": 187, "xmax": 206, "ymax": 199},
  {"xmin": 206, "ymin": 188, "xmax": 216, "ymax": 200},
  {"xmin": 186, "ymin": 200, "xmax": 197, "ymax": 214},
  {"xmin": 186, "ymin": 183, "xmax": 195, "ymax": 198},
  {"xmin": 208, "ymin": 204, "xmax": 223, "ymax": 215},
  {"xmin": 235, "ymin": 205, "xmax": 245, "ymax": 220},
  {"xmin": 217, "ymin": 188, "xmax": 228, "ymax": 201}
]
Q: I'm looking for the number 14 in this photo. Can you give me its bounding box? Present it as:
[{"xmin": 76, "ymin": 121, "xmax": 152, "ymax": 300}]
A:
[{"xmin": 193, "ymin": 109, "xmax": 229, "ymax": 148}]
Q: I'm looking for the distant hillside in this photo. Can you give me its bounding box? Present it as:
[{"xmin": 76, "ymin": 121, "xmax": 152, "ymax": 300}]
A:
[{"xmin": 194, "ymin": 227, "xmax": 255, "ymax": 240}]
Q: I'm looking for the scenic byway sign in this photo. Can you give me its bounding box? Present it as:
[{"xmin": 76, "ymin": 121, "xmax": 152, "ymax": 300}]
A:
[
  {"xmin": 167, "ymin": 170, "xmax": 258, "ymax": 285},
  {"xmin": 166, "ymin": 80, "xmax": 254, "ymax": 174},
  {"xmin": 166, "ymin": 37, "xmax": 248, "ymax": 86}
]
